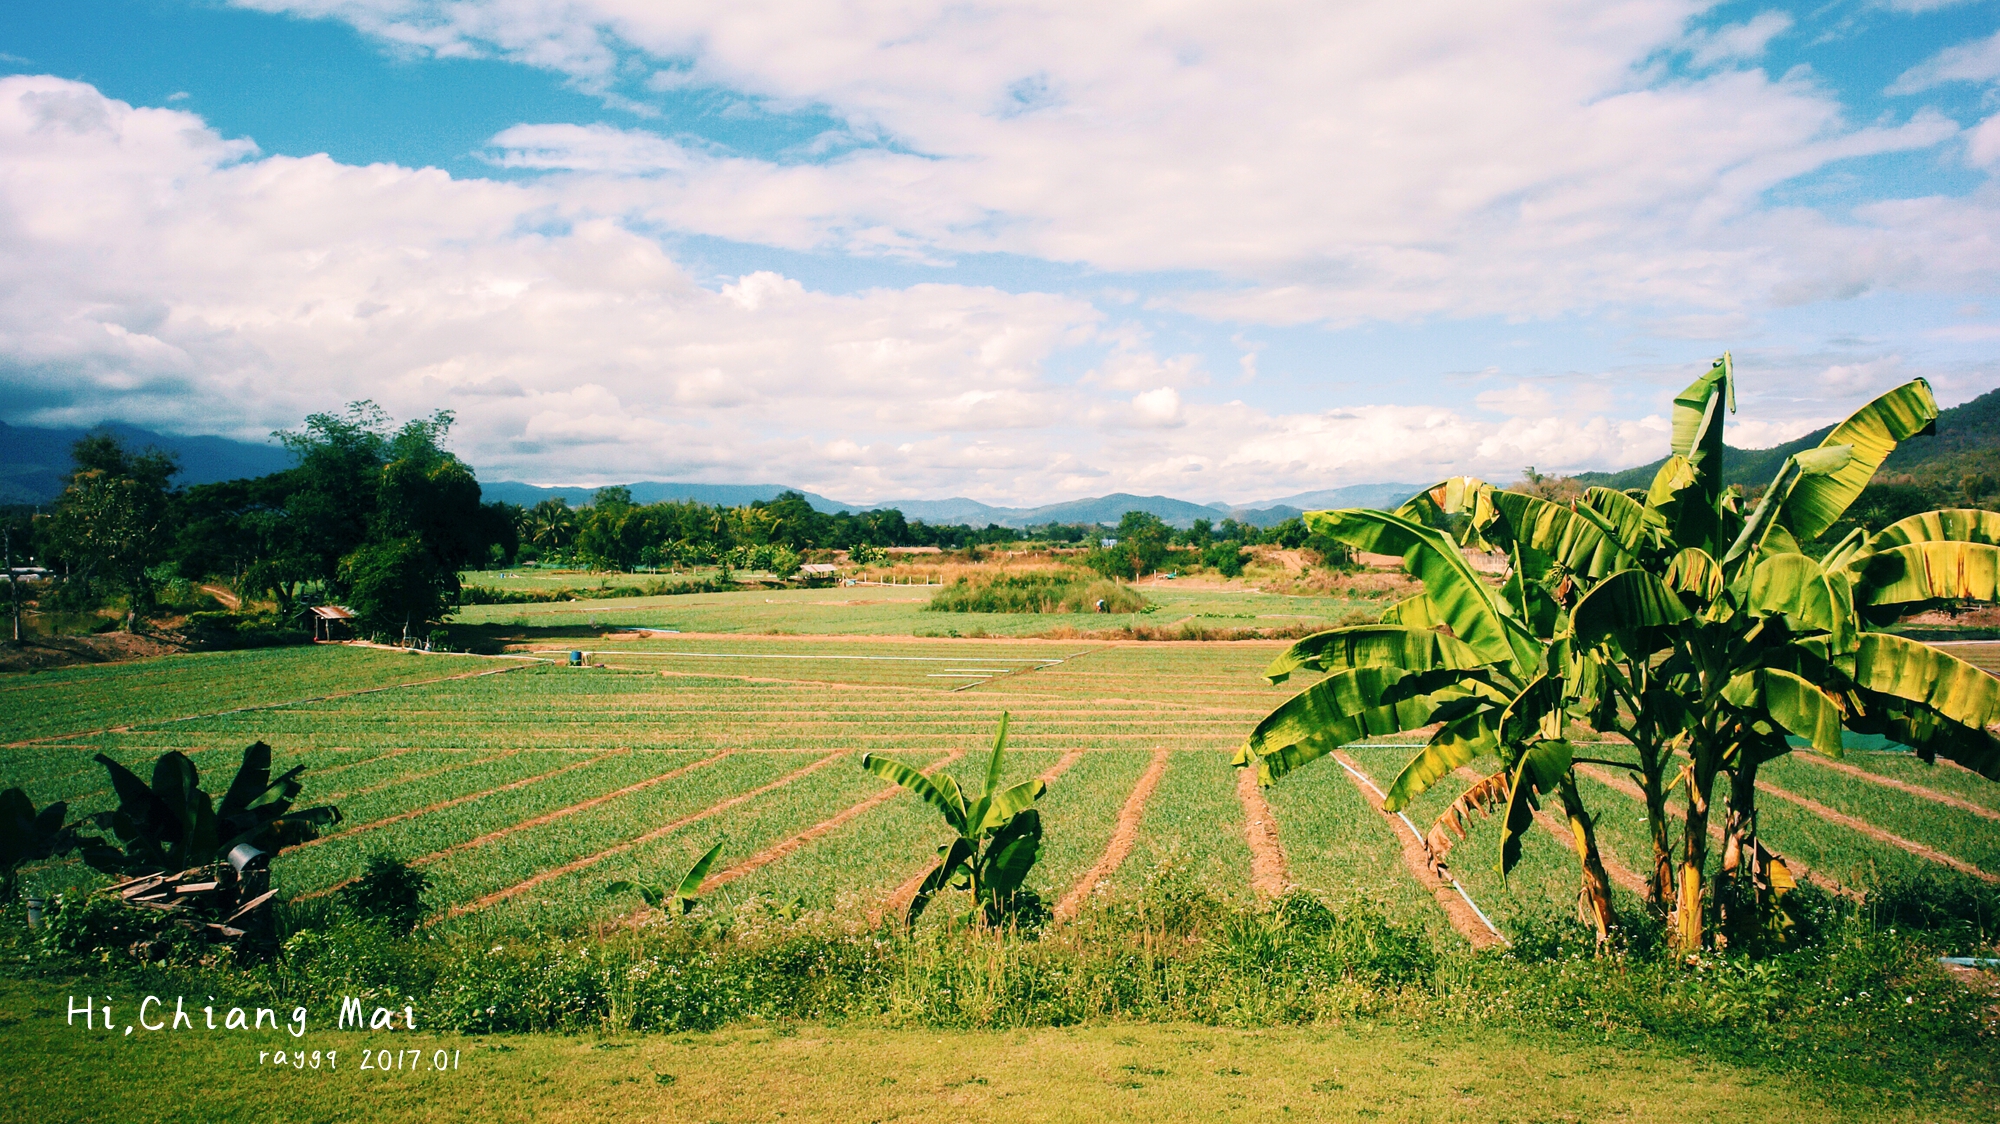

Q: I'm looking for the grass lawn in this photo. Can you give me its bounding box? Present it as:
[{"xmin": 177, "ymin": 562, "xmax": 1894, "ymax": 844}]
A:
[{"xmin": 0, "ymin": 979, "xmax": 1968, "ymax": 1124}]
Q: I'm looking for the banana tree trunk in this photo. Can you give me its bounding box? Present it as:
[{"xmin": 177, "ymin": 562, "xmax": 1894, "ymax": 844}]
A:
[
  {"xmin": 1717, "ymin": 757, "xmax": 1762, "ymax": 947},
  {"xmin": 1673, "ymin": 756, "xmax": 1719, "ymax": 953},
  {"xmin": 1642, "ymin": 761, "xmax": 1675, "ymax": 915},
  {"xmin": 1557, "ymin": 774, "xmax": 1617, "ymax": 944}
]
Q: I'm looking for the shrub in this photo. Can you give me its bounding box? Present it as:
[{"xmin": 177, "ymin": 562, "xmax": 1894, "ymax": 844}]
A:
[
  {"xmin": 336, "ymin": 856, "xmax": 433, "ymax": 935},
  {"xmin": 927, "ymin": 572, "xmax": 1148, "ymax": 614}
]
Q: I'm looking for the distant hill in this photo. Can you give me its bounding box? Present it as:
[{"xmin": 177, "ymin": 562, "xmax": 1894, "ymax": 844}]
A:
[
  {"xmin": 0, "ymin": 421, "xmax": 294, "ymax": 505},
  {"xmin": 1573, "ymin": 386, "xmax": 2000, "ymax": 492}
]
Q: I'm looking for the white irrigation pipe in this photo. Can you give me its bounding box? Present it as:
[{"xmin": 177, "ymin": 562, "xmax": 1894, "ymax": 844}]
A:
[{"xmin": 1334, "ymin": 753, "xmax": 1508, "ymax": 946}]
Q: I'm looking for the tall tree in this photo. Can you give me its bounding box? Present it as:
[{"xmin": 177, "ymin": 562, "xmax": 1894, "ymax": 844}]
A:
[{"xmin": 43, "ymin": 433, "xmax": 179, "ymax": 622}]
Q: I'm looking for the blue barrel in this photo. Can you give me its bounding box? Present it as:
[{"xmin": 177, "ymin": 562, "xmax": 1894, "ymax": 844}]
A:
[{"xmin": 569, "ymin": 650, "xmax": 584, "ymax": 666}]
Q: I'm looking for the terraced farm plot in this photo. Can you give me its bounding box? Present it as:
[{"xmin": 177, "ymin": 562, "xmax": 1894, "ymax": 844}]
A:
[{"xmin": 5, "ymin": 637, "xmax": 1997, "ymax": 942}]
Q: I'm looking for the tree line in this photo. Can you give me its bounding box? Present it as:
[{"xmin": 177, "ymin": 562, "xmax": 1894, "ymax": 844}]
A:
[{"xmin": 3, "ymin": 402, "xmax": 1339, "ymax": 636}]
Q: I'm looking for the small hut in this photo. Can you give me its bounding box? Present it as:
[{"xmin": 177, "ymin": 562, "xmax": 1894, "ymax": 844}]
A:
[{"xmin": 309, "ymin": 605, "xmax": 357, "ymax": 641}]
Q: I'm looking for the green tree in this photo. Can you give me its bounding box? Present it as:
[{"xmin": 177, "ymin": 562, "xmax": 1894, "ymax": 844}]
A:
[
  {"xmin": 43, "ymin": 434, "xmax": 179, "ymax": 621},
  {"xmin": 338, "ymin": 536, "xmax": 451, "ymax": 638}
]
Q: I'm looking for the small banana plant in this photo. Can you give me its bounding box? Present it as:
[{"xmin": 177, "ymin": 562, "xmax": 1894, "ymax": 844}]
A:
[
  {"xmin": 603, "ymin": 840, "xmax": 725, "ymax": 916},
  {"xmin": 863, "ymin": 713, "xmax": 1047, "ymax": 928}
]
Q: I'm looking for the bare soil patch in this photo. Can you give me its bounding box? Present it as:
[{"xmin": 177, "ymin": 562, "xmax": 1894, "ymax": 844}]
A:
[{"xmin": 0, "ymin": 632, "xmax": 182, "ymax": 673}]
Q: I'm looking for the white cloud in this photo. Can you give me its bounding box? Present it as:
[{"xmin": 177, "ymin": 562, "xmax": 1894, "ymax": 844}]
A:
[
  {"xmin": 1889, "ymin": 29, "xmax": 2000, "ymax": 94},
  {"xmin": 1682, "ymin": 12, "xmax": 1792, "ymax": 69},
  {"xmin": 1969, "ymin": 113, "xmax": 2000, "ymax": 168},
  {"xmin": 231, "ymin": 0, "xmax": 1984, "ymax": 324}
]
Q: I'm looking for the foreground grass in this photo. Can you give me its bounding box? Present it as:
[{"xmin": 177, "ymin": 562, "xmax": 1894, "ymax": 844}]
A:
[{"xmin": 0, "ymin": 978, "xmax": 1965, "ymax": 1124}]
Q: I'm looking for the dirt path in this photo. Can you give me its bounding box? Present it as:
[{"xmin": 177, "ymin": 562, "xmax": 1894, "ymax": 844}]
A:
[
  {"xmin": 1236, "ymin": 765, "xmax": 1292, "ymax": 900},
  {"xmin": 1793, "ymin": 754, "xmax": 2000, "ymax": 823},
  {"xmin": 1757, "ymin": 780, "xmax": 2000, "ymax": 885},
  {"xmin": 1452, "ymin": 766, "xmax": 1648, "ymax": 897},
  {"xmin": 445, "ymin": 751, "xmax": 848, "ymax": 919},
  {"xmin": 7, "ymin": 659, "xmax": 540, "ymax": 747},
  {"xmin": 1333, "ymin": 752, "xmax": 1505, "ymax": 949},
  {"xmin": 198, "ymin": 584, "xmax": 242, "ymax": 610},
  {"xmin": 702, "ymin": 749, "xmax": 968, "ymax": 896},
  {"xmin": 1055, "ymin": 747, "xmax": 1172, "ymax": 921},
  {"xmin": 1573, "ymin": 763, "xmax": 1860, "ymax": 900}
]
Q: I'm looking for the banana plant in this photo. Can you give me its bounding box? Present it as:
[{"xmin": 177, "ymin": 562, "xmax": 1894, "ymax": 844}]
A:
[
  {"xmin": 0, "ymin": 788, "xmax": 85, "ymax": 900},
  {"xmin": 79, "ymin": 742, "xmax": 342, "ymax": 876},
  {"xmin": 862, "ymin": 713, "xmax": 1047, "ymax": 928},
  {"xmin": 1235, "ymin": 501, "xmax": 1624, "ymax": 943},
  {"xmin": 1238, "ymin": 354, "xmax": 2000, "ymax": 954},
  {"xmin": 603, "ymin": 840, "xmax": 725, "ymax": 916}
]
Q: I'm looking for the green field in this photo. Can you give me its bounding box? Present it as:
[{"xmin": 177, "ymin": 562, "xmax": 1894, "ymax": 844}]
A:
[
  {"xmin": 448, "ymin": 581, "xmax": 1379, "ymax": 638},
  {"xmin": 3, "ymin": 610, "xmax": 1999, "ymax": 1121},
  {"xmin": 8, "ymin": 632, "xmax": 1995, "ymax": 942}
]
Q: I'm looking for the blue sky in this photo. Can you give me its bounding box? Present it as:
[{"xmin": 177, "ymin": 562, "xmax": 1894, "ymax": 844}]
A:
[{"xmin": 2, "ymin": 0, "xmax": 1998, "ymax": 503}]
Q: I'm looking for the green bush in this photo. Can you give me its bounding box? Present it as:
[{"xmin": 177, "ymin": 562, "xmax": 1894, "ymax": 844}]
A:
[
  {"xmin": 336, "ymin": 856, "xmax": 432, "ymax": 935},
  {"xmin": 926, "ymin": 572, "xmax": 1148, "ymax": 614}
]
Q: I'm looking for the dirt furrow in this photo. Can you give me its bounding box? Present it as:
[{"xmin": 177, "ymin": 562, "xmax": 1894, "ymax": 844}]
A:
[
  {"xmin": 444, "ymin": 751, "xmax": 849, "ymax": 918},
  {"xmin": 1055, "ymin": 747, "xmax": 1172, "ymax": 921},
  {"xmin": 293, "ymin": 750, "xmax": 620, "ymax": 853},
  {"xmin": 1757, "ymin": 779, "xmax": 2000, "ymax": 885},
  {"xmin": 1334, "ymin": 752, "xmax": 1504, "ymax": 950},
  {"xmin": 1793, "ymin": 753, "xmax": 2000, "ymax": 823},
  {"xmin": 1573, "ymin": 763, "xmax": 1859, "ymax": 899},
  {"xmin": 701, "ymin": 749, "xmax": 968, "ymax": 895},
  {"xmin": 1236, "ymin": 765, "xmax": 1291, "ymax": 900}
]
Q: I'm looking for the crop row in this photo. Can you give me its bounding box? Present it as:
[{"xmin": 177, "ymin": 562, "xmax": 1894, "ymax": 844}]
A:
[{"xmin": 0, "ymin": 646, "xmax": 505, "ymax": 745}]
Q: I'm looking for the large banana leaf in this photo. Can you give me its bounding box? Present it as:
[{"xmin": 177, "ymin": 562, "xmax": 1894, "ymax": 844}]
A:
[
  {"xmin": 1500, "ymin": 740, "xmax": 1574, "ymax": 878},
  {"xmin": 1581, "ymin": 487, "xmax": 1652, "ymax": 555},
  {"xmin": 1306, "ymin": 508, "xmax": 1537, "ymax": 672},
  {"xmin": 1851, "ymin": 634, "xmax": 2000, "ymax": 741},
  {"xmin": 1383, "ymin": 706, "xmax": 1503, "ymax": 810},
  {"xmin": 1570, "ymin": 569, "xmax": 1691, "ymax": 652},
  {"xmin": 980, "ymin": 809, "xmax": 1042, "ymax": 899},
  {"xmin": 1260, "ymin": 625, "xmax": 1487, "ymax": 686},
  {"xmin": 1748, "ymin": 552, "xmax": 1855, "ymax": 651},
  {"xmin": 1664, "ymin": 546, "xmax": 1724, "ymax": 602},
  {"xmin": 1722, "ymin": 446, "xmax": 1853, "ymax": 569},
  {"xmin": 1866, "ymin": 509, "xmax": 2000, "ymax": 552},
  {"xmin": 1381, "ymin": 594, "xmax": 1442, "ymax": 628},
  {"xmin": 1852, "ymin": 541, "xmax": 2000, "ymax": 606},
  {"xmin": 1722, "ymin": 668, "xmax": 1844, "ymax": 756},
  {"xmin": 1489, "ymin": 491, "xmax": 1635, "ymax": 580},
  {"xmin": 1848, "ymin": 695, "xmax": 2000, "ymax": 779},
  {"xmin": 862, "ymin": 753, "xmax": 966, "ymax": 834},
  {"xmin": 1237, "ymin": 666, "xmax": 1460, "ymax": 783},
  {"xmin": 1780, "ymin": 380, "xmax": 1939, "ymax": 542},
  {"xmin": 974, "ymin": 779, "xmax": 1046, "ymax": 834}
]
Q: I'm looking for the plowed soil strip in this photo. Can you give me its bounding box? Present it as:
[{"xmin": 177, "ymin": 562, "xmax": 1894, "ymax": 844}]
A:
[
  {"xmin": 294, "ymin": 750, "xmax": 619, "ymax": 852},
  {"xmin": 1334, "ymin": 752, "xmax": 1505, "ymax": 949},
  {"xmin": 1573, "ymin": 763, "xmax": 1858, "ymax": 899},
  {"xmin": 701, "ymin": 749, "xmax": 968, "ymax": 895},
  {"xmin": 414, "ymin": 750, "xmax": 734, "ymax": 868},
  {"xmin": 1237, "ymin": 766, "xmax": 1291, "ymax": 899},
  {"xmin": 7, "ymin": 660, "xmax": 538, "ymax": 747},
  {"xmin": 1055, "ymin": 747, "xmax": 1172, "ymax": 920},
  {"xmin": 1452, "ymin": 765, "xmax": 1648, "ymax": 897},
  {"xmin": 871, "ymin": 748, "xmax": 1089, "ymax": 925},
  {"xmin": 446, "ymin": 751, "xmax": 848, "ymax": 918},
  {"xmin": 1758, "ymin": 779, "xmax": 2000, "ymax": 885},
  {"xmin": 1793, "ymin": 754, "xmax": 2000, "ymax": 822}
]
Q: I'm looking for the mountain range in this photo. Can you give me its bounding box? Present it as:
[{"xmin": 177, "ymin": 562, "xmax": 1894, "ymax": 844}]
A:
[{"xmin": 7, "ymin": 384, "xmax": 1995, "ymax": 525}]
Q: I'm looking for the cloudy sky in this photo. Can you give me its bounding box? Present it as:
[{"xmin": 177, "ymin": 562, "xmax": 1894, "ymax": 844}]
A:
[{"xmin": 2, "ymin": 1, "xmax": 1998, "ymax": 504}]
